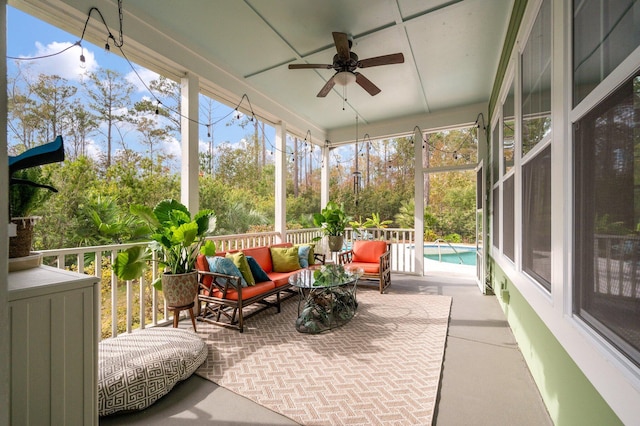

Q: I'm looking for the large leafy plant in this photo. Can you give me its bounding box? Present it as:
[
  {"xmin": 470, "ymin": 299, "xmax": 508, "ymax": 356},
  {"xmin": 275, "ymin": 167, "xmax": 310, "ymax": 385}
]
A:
[
  {"xmin": 349, "ymin": 212, "xmax": 392, "ymax": 239},
  {"xmin": 112, "ymin": 199, "xmax": 217, "ymax": 289},
  {"xmin": 313, "ymin": 201, "xmax": 350, "ymax": 237},
  {"xmin": 9, "ymin": 167, "xmax": 55, "ymax": 217}
]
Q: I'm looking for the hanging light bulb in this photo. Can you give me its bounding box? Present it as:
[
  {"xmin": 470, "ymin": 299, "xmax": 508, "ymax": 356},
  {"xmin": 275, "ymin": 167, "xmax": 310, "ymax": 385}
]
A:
[{"xmin": 79, "ymin": 45, "xmax": 86, "ymax": 69}]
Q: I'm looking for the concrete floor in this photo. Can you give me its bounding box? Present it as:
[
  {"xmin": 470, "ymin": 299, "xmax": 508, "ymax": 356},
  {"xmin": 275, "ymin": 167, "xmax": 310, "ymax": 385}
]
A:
[{"xmin": 100, "ymin": 270, "xmax": 551, "ymax": 425}]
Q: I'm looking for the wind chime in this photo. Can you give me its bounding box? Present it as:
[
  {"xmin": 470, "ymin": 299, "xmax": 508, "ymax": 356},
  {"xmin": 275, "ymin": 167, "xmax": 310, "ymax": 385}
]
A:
[
  {"xmin": 353, "ymin": 115, "xmax": 362, "ymax": 206},
  {"xmin": 353, "ymin": 170, "xmax": 362, "ymax": 206}
]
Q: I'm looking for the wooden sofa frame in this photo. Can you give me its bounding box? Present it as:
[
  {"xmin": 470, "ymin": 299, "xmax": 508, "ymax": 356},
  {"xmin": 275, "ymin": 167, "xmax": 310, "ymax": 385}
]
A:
[
  {"xmin": 197, "ymin": 248, "xmax": 325, "ymax": 333},
  {"xmin": 339, "ymin": 242, "xmax": 391, "ymax": 293},
  {"xmin": 197, "ymin": 271, "xmax": 290, "ymax": 333}
]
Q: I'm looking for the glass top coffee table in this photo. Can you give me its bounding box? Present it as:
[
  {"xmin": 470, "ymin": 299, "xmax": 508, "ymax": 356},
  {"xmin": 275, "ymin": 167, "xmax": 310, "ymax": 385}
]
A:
[{"xmin": 288, "ymin": 264, "xmax": 363, "ymax": 334}]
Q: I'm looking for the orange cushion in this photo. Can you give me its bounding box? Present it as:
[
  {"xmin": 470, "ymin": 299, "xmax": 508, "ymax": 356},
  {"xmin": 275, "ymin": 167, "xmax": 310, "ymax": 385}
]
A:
[
  {"xmin": 196, "ymin": 254, "xmax": 212, "ymax": 287},
  {"xmin": 242, "ymin": 246, "xmax": 273, "ymax": 272},
  {"xmin": 352, "ymin": 240, "xmax": 387, "ymax": 263},
  {"xmin": 267, "ymin": 271, "xmax": 296, "ymax": 287},
  {"xmin": 345, "ymin": 261, "xmax": 380, "ymax": 274},
  {"xmin": 211, "ymin": 281, "xmax": 276, "ymax": 300}
]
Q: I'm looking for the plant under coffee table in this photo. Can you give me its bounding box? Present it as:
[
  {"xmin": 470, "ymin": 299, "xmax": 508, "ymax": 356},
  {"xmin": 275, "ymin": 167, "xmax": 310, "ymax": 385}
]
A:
[{"xmin": 288, "ymin": 264, "xmax": 363, "ymax": 334}]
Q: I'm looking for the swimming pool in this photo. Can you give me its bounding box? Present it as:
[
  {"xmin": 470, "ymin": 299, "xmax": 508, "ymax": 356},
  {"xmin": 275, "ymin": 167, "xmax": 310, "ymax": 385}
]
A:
[{"xmin": 423, "ymin": 244, "xmax": 477, "ymax": 266}]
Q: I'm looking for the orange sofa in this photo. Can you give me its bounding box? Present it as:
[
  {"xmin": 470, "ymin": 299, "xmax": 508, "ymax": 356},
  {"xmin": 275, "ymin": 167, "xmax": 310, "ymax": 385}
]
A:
[
  {"xmin": 339, "ymin": 240, "xmax": 391, "ymax": 293},
  {"xmin": 196, "ymin": 242, "xmax": 324, "ymax": 332}
]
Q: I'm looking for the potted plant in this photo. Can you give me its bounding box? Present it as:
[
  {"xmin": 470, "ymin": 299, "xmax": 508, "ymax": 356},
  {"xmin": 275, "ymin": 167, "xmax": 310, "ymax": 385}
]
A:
[
  {"xmin": 8, "ymin": 136, "xmax": 65, "ymax": 259},
  {"xmin": 8, "ymin": 167, "xmax": 55, "ymax": 258},
  {"xmin": 112, "ymin": 199, "xmax": 217, "ymax": 307},
  {"xmin": 313, "ymin": 201, "xmax": 351, "ymax": 252},
  {"xmin": 349, "ymin": 213, "xmax": 392, "ymax": 240}
]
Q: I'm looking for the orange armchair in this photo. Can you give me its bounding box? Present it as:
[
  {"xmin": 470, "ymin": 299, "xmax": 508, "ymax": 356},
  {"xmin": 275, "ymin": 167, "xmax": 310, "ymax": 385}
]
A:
[{"xmin": 339, "ymin": 240, "xmax": 391, "ymax": 293}]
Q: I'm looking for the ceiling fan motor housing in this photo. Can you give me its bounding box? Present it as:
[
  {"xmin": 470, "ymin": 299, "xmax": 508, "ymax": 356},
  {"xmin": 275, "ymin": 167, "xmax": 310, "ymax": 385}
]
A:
[{"xmin": 333, "ymin": 52, "xmax": 359, "ymax": 72}]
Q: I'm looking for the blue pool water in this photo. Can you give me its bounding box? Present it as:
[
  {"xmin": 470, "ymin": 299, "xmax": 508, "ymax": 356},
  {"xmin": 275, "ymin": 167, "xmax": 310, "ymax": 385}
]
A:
[{"xmin": 424, "ymin": 245, "xmax": 477, "ymax": 266}]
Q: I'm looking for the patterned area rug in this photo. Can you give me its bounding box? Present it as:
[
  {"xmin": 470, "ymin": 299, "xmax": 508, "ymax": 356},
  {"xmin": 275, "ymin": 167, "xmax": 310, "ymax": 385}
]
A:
[{"xmin": 195, "ymin": 288, "xmax": 452, "ymax": 425}]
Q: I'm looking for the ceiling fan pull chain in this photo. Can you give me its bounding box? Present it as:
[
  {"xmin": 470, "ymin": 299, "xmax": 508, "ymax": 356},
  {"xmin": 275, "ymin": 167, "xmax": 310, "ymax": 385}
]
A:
[{"xmin": 342, "ymin": 85, "xmax": 346, "ymax": 110}]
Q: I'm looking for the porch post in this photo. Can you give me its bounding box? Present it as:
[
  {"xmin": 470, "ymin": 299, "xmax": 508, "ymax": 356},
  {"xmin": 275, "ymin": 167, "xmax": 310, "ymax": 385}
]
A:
[
  {"xmin": 180, "ymin": 73, "xmax": 199, "ymax": 213},
  {"xmin": 414, "ymin": 127, "xmax": 425, "ymax": 276},
  {"xmin": 0, "ymin": 2, "xmax": 10, "ymax": 422},
  {"xmin": 320, "ymin": 144, "xmax": 330, "ymax": 207},
  {"xmin": 274, "ymin": 121, "xmax": 287, "ymax": 243}
]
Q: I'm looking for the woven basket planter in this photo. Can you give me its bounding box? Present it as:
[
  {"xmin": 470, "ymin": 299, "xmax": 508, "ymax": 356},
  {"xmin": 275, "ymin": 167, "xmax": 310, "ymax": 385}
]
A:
[
  {"xmin": 162, "ymin": 271, "xmax": 199, "ymax": 307},
  {"xmin": 9, "ymin": 217, "xmax": 40, "ymax": 258}
]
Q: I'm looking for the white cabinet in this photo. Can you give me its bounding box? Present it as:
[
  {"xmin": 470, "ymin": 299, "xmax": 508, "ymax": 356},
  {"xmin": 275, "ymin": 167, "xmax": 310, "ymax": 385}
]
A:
[{"xmin": 9, "ymin": 266, "xmax": 99, "ymax": 425}]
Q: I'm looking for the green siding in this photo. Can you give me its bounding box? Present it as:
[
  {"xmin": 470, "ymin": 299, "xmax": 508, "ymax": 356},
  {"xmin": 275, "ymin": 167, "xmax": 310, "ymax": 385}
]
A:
[{"xmin": 490, "ymin": 260, "xmax": 622, "ymax": 426}]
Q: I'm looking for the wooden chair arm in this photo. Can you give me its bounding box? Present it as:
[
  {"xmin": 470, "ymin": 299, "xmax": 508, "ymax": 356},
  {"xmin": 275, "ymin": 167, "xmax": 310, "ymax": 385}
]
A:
[
  {"xmin": 338, "ymin": 250, "xmax": 354, "ymax": 264},
  {"xmin": 313, "ymin": 253, "xmax": 326, "ymax": 265},
  {"xmin": 379, "ymin": 249, "xmax": 391, "ymax": 271},
  {"xmin": 198, "ymin": 271, "xmax": 242, "ymax": 299}
]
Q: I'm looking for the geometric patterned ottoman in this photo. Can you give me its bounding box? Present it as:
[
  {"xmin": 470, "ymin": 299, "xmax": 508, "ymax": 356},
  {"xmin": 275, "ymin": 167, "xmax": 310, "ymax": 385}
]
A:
[{"xmin": 98, "ymin": 327, "xmax": 208, "ymax": 416}]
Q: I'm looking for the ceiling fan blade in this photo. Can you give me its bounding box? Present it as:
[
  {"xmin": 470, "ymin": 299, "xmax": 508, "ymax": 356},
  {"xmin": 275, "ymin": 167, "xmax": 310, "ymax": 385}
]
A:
[
  {"xmin": 357, "ymin": 53, "xmax": 405, "ymax": 68},
  {"xmin": 288, "ymin": 63, "xmax": 333, "ymax": 69},
  {"xmin": 355, "ymin": 72, "xmax": 381, "ymax": 96},
  {"xmin": 317, "ymin": 75, "xmax": 336, "ymax": 97},
  {"xmin": 332, "ymin": 32, "xmax": 351, "ymax": 61}
]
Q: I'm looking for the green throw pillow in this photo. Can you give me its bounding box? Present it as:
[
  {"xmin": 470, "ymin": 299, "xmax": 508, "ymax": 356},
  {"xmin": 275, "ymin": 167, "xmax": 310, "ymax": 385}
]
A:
[
  {"xmin": 270, "ymin": 246, "xmax": 301, "ymax": 272},
  {"xmin": 226, "ymin": 252, "xmax": 256, "ymax": 286}
]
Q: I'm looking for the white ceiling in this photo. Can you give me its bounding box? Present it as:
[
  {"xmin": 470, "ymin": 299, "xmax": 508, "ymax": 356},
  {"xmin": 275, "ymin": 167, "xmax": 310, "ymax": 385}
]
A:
[{"xmin": 12, "ymin": 0, "xmax": 514, "ymax": 143}]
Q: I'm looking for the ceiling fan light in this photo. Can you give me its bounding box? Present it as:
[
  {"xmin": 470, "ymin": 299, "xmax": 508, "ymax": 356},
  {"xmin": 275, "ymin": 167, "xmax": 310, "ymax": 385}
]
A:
[{"xmin": 334, "ymin": 71, "xmax": 356, "ymax": 86}]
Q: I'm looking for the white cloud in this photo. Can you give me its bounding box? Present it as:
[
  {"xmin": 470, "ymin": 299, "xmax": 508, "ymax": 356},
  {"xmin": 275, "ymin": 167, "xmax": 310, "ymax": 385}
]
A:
[
  {"xmin": 84, "ymin": 138, "xmax": 104, "ymax": 160},
  {"xmin": 126, "ymin": 67, "xmax": 159, "ymax": 93},
  {"xmin": 162, "ymin": 136, "xmax": 182, "ymax": 160},
  {"xmin": 17, "ymin": 41, "xmax": 98, "ymax": 81}
]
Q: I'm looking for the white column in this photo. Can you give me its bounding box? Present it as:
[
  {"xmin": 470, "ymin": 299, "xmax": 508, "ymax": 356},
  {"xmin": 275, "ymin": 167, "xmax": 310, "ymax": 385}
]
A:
[
  {"xmin": 414, "ymin": 127, "xmax": 425, "ymax": 276},
  {"xmin": 320, "ymin": 144, "xmax": 330, "ymax": 208},
  {"xmin": 1, "ymin": 1, "xmax": 10, "ymax": 423},
  {"xmin": 180, "ymin": 73, "xmax": 199, "ymax": 213},
  {"xmin": 274, "ymin": 121, "xmax": 287, "ymax": 243}
]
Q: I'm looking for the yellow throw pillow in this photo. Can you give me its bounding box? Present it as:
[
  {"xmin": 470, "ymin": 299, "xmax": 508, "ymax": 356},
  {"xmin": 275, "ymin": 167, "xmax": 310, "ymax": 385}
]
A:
[
  {"xmin": 225, "ymin": 252, "xmax": 256, "ymax": 286},
  {"xmin": 270, "ymin": 247, "xmax": 301, "ymax": 272}
]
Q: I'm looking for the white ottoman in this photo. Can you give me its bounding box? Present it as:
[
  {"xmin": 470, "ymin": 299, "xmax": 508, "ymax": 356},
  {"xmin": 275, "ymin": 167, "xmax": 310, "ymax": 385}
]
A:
[{"xmin": 98, "ymin": 327, "xmax": 207, "ymax": 416}]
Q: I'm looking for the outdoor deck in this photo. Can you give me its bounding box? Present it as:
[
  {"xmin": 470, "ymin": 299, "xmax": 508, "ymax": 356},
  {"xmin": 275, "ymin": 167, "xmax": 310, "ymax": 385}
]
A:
[{"xmin": 99, "ymin": 269, "xmax": 551, "ymax": 425}]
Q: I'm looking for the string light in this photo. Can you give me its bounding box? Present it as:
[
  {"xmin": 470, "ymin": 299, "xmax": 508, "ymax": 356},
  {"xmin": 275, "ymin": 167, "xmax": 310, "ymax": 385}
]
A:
[
  {"xmin": 79, "ymin": 46, "xmax": 86, "ymax": 68},
  {"xmin": 412, "ymin": 125, "xmax": 476, "ymax": 155}
]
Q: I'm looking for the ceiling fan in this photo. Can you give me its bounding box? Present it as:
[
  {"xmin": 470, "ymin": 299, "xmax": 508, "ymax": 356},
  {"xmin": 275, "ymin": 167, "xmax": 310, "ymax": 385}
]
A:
[{"xmin": 288, "ymin": 32, "xmax": 404, "ymax": 97}]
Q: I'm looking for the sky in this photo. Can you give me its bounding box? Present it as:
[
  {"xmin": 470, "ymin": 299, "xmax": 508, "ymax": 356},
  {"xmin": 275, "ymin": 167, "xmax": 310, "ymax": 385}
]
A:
[{"xmin": 5, "ymin": 5, "xmax": 281, "ymax": 164}]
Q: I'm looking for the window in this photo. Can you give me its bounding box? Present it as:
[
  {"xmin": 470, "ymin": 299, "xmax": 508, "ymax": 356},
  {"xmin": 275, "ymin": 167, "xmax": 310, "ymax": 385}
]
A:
[
  {"xmin": 521, "ymin": 0, "xmax": 552, "ymax": 156},
  {"xmin": 503, "ymin": 80, "xmax": 515, "ymax": 174},
  {"xmin": 574, "ymin": 70, "xmax": 640, "ymax": 367},
  {"xmin": 492, "ymin": 123, "xmax": 500, "ymax": 184},
  {"xmin": 520, "ymin": 0, "xmax": 552, "ymax": 290},
  {"xmin": 493, "ymin": 186, "xmax": 500, "ymax": 250},
  {"xmin": 573, "ymin": 0, "xmax": 640, "ymax": 106},
  {"xmin": 503, "ymin": 175, "xmax": 515, "ymax": 261},
  {"xmin": 522, "ymin": 145, "xmax": 551, "ymax": 288}
]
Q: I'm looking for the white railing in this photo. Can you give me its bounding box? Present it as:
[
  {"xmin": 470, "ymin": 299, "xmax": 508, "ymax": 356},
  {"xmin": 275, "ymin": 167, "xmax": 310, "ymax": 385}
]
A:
[
  {"xmin": 36, "ymin": 228, "xmax": 417, "ymax": 340},
  {"xmin": 594, "ymin": 234, "xmax": 640, "ymax": 299},
  {"xmin": 37, "ymin": 242, "xmax": 170, "ymax": 340}
]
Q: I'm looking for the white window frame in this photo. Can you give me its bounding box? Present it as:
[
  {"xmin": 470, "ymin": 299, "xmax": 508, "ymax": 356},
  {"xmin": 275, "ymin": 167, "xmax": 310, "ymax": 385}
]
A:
[{"xmin": 492, "ymin": 0, "xmax": 640, "ymax": 423}]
